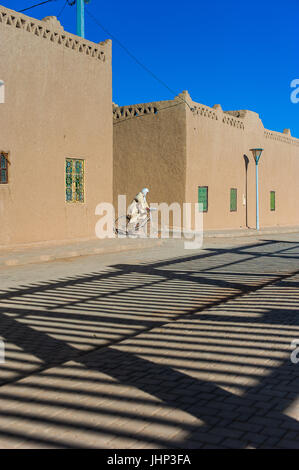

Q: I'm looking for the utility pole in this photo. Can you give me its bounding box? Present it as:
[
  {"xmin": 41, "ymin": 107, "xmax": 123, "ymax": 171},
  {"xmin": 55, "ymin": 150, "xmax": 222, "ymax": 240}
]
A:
[{"xmin": 76, "ymin": 0, "xmax": 85, "ymax": 38}]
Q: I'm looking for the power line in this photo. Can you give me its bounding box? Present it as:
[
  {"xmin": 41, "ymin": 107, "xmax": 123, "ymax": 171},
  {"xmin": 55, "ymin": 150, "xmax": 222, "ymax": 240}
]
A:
[
  {"xmin": 18, "ymin": 2, "xmax": 194, "ymax": 114},
  {"xmin": 18, "ymin": 0, "xmax": 56, "ymax": 13},
  {"xmin": 85, "ymin": 7, "xmax": 194, "ymax": 112},
  {"xmin": 57, "ymin": 0, "xmax": 68, "ymax": 18},
  {"xmin": 58, "ymin": 0, "xmax": 76, "ymax": 19}
]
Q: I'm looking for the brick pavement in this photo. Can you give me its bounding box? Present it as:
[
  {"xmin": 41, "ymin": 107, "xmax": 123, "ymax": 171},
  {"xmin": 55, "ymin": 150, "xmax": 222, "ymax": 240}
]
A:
[{"xmin": 0, "ymin": 235, "xmax": 298, "ymax": 448}]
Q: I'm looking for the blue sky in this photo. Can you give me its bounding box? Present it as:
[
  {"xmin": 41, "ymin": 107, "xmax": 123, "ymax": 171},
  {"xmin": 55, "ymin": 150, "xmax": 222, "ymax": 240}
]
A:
[{"xmin": 2, "ymin": 0, "xmax": 299, "ymax": 136}]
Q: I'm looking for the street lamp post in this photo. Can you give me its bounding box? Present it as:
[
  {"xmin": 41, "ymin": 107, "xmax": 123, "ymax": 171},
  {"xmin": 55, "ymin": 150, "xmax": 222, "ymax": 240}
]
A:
[{"xmin": 250, "ymin": 148, "xmax": 264, "ymax": 230}]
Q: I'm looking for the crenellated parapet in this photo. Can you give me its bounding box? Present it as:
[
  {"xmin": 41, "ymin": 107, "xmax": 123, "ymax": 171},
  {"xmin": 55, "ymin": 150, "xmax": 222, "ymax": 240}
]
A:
[
  {"xmin": 222, "ymin": 113, "xmax": 245, "ymax": 129},
  {"xmin": 192, "ymin": 104, "xmax": 218, "ymax": 121},
  {"xmin": 113, "ymin": 93, "xmax": 246, "ymax": 130},
  {"xmin": 113, "ymin": 100, "xmax": 175, "ymax": 122},
  {"xmin": 0, "ymin": 4, "xmax": 111, "ymax": 63},
  {"xmin": 190, "ymin": 96, "xmax": 245, "ymax": 130},
  {"xmin": 113, "ymin": 91, "xmax": 299, "ymax": 142},
  {"xmin": 224, "ymin": 110, "xmax": 247, "ymax": 119},
  {"xmin": 264, "ymin": 129, "xmax": 299, "ymax": 146}
]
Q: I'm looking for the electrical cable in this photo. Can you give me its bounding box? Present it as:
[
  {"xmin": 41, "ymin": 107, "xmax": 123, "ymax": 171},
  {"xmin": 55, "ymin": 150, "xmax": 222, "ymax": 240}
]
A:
[
  {"xmin": 57, "ymin": 0, "xmax": 68, "ymax": 18},
  {"xmin": 85, "ymin": 7, "xmax": 194, "ymax": 112},
  {"xmin": 18, "ymin": 0, "xmax": 56, "ymax": 13}
]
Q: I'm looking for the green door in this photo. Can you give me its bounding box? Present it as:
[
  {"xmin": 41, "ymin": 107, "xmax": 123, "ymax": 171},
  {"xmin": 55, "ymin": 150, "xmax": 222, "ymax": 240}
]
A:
[
  {"xmin": 270, "ymin": 191, "xmax": 275, "ymax": 211},
  {"xmin": 230, "ymin": 188, "xmax": 237, "ymax": 212},
  {"xmin": 198, "ymin": 186, "xmax": 208, "ymax": 212}
]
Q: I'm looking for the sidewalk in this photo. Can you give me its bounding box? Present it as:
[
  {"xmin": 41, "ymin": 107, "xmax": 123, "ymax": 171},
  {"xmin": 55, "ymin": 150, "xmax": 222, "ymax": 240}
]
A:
[
  {"xmin": 0, "ymin": 237, "xmax": 163, "ymax": 268},
  {"xmin": 0, "ymin": 225, "xmax": 298, "ymax": 268},
  {"xmin": 203, "ymin": 225, "xmax": 299, "ymax": 238}
]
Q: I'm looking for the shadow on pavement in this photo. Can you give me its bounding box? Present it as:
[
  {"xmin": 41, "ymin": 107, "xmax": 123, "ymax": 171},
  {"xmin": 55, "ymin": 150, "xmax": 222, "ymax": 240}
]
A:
[{"xmin": 0, "ymin": 238, "xmax": 298, "ymax": 448}]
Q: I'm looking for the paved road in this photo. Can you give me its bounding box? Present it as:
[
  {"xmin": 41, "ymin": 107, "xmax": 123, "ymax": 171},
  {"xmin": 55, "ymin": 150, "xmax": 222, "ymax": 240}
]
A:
[{"xmin": 0, "ymin": 234, "xmax": 298, "ymax": 448}]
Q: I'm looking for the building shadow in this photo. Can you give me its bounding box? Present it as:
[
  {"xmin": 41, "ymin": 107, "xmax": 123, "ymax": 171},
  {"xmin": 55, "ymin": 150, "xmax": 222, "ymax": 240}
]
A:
[{"xmin": 0, "ymin": 238, "xmax": 298, "ymax": 448}]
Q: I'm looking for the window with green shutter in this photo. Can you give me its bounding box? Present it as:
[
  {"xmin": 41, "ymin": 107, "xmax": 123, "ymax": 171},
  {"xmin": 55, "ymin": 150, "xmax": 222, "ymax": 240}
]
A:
[
  {"xmin": 0, "ymin": 152, "xmax": 8, "ymax": 184},
  {"xmin": 230, "ymin": 188, "xmax": 237, "ymax": 212},
  {"xmin": 65, "ymin": 158, "xmax": 85, "ymax": 203},
  {"xmin": 270, "ymin": 191, "xmax": 275, "ymax": 211},
  {"xmin": 198, "ymin": 186, "xmax": 208, "ymax": 212}
]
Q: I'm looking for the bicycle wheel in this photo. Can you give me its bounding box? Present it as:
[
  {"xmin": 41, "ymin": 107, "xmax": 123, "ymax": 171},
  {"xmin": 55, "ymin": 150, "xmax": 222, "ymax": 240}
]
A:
[
  {"xmin": 138, "ymin": 215, "xmax": 151, "ymax": 229},
  {"xmin": 114, "ymin": 215, "xmax": 129, "ymax": 235},
  {"xmin": 128, "ymin": 216, "xmax": 151, "ymax": 236},
  {"xmin": 132, "ymin": 215, "xmax": 151, "ymax": 237}
]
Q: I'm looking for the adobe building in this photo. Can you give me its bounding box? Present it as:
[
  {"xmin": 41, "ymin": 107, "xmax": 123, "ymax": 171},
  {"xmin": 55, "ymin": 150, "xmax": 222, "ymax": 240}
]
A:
[
  {"xmin": 113, "ymin": 91, "xmax": 299, "ymax": 230},
  {"xmin": 0, "ymin": 4, "xmax": 112, "ymax": 247}
]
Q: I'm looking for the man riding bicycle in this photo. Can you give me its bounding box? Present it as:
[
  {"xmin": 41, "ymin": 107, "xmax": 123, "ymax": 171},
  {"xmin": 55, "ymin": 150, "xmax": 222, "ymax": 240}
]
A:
[{"xmin": 127, "ymin": 188, "xmax": 150, "ymax": 230}]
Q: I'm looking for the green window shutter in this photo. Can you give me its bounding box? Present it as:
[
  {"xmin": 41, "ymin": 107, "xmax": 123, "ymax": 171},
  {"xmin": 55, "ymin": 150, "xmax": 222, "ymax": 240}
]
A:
[
  {"xmin": 270, "ymin": 191, "xmax": 275, "ymax": 211},
  {"xmin": 65, "ymin": 158, "xmax": 73, "ymax": 202},
  {"xmin": 0, "ymin": 153, "xmax": 8, "ymax": 184},
  {"xmin": 74, "ymin": 159, "xmax": 84, "ymax": 202},
  {"xmin": 65, "ymin": 158, "xmax": 85, "ymax": 203},
  {"xmin": 230, "ymin": 188, "xmax": 237, "ymax": 212},
  {"xmin": 198, "ymin": 186, "xmax": 208, "ymax": 212}
]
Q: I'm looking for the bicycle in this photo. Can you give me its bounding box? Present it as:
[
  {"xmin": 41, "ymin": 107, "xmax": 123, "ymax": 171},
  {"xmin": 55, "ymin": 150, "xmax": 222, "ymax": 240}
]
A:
[{"xmin": 114, "ymin": 208, "xmax": 157, "ymax": 237}]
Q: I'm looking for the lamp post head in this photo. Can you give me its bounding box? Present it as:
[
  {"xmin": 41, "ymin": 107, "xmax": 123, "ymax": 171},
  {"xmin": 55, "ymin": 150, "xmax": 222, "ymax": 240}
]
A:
[{"xmin": 250, "ymin": 148, "xmax": 264, "ymax": 164}]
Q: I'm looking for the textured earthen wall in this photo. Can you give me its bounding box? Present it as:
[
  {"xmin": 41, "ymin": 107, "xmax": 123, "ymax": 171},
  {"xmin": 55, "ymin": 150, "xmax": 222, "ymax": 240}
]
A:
[
  {"xmin": 186, "ymin": 93, "xmax": 299, "ymax": 229},
  {"xmin": 0, "ymin": 5, "xmax": 112, "ymax": 247},
  {"xmin": 114, "ymin": 91, "xmax": 299, "ymax": 231},
  {"xmin": 113, "ymin": 100, "xmax": 187, "ymax": 215},
  {"xmin": 260, "ymin": 130, "xmax": 299, "ymax": 227}
]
